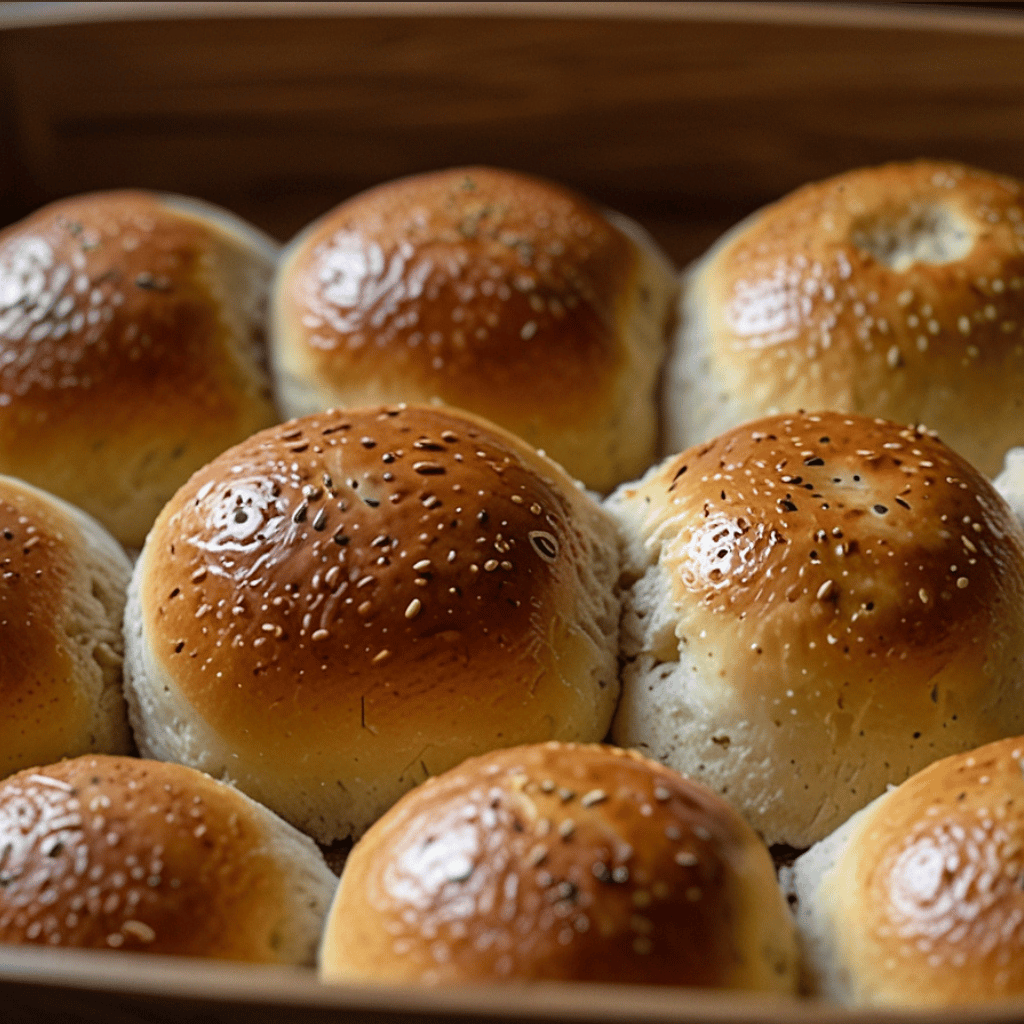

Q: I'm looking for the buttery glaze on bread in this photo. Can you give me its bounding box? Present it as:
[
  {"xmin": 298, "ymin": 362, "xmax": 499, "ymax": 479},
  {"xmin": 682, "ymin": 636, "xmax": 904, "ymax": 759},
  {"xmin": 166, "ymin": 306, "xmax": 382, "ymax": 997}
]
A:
[
  {"xmin": 271, "ymin": 166, "xmax": 677, "ymax": 492},
  {"xmin": 319, "ymin": 742, "xmax": 799, "ymax": 990},
  {"xmin": 791, "ymin": 735, "xmax": 1024, "ymax": 1006},
  {"xmin": 667, "ymin": 160, "xmax": 1024, "ymax": 475},
  {"xmin": 0, "ymin": 190, "xmax": 279, "ymax": 546},
  {"xmin": 123, "ymin": 405, "xmax": 621, "ymax": 843},
  {"xmin": 0, "ymin": 474, "xmax": 132, "ymax": 776},
  {"xmin": 0, "ymin": 755, "xmax": 336, "ymax": 962},
  {"xmin": 609, "ymin": 410, "xmax": 1024, "ymax": 848}
]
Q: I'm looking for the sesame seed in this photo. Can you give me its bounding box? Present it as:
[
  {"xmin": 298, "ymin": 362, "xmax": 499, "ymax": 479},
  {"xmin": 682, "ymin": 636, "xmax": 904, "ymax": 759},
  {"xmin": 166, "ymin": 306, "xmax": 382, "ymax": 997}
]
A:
[
  {"xmin": 405, "ymin": 598, "xmax": 422, "ymax": 619},
  {"xmin": 580, "ymin": 789, "xmax": 607, "ymax": 808},
  {"xmin": 957, "ymin": 577, "xmax": 969, "ymax": 589},
  {"xmin": 816, "ymin": 580, "xmax": 834, "ymax": 600},
  {"xmin": 527, "ymin": 844, "xmax": 548, "ymax": 867},
  {"xmin": 653, "ymin": 786, "xmax": 671, "ymax": 802},
  {"xmin": 372, "ymin": 649, "xmax": 390, "ymax": 664},
  {"xmin": 675, "ymin": 851, "xmax": 698, "ymax": 867},
  {"xmin": 559, "ymin": 819, "xmax": 576, "ymax": 839},
  {"xmin": 311, "ymin": 629, "xmax": 330, "ymax": 642}
]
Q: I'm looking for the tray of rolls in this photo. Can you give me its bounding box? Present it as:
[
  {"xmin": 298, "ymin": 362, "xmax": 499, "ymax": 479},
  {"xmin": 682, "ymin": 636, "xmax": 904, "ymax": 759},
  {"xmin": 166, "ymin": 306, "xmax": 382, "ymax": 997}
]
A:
[{"xmin": 4, "ymin": 2, "xmax": 1024, "ymax": 1022}]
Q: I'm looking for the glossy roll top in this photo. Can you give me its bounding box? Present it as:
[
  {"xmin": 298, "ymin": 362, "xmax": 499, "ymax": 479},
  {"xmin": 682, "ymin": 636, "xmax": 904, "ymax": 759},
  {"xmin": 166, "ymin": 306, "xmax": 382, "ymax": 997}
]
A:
[
  {"xmin": 0, "ymin": 189, "xmax": 279, "ymax": 546},
  {"xmin": 124, "ymin": 404, "xmax": 621, "ymax": 843},
  {"xmin": 610, "ymin": 410, "xmax": 1024, "ymax": 847},
  {"xmin": 0, "ymin": 473, "xmax": 132, "ymax": 777},
  {"xmin": 792, "ymin": 735, "xmax": 1024, "ymax": 1006},
  {"xmin": 667, "ymin": 160, "xmax": 1024, "ymax": 475},
  {"xmin": 0, "ymin": 755, "xmax": 336, "ymax": 963},
  {"xmin": 271, "ymin": 166, "xmax": 677, "ymax": 492},
  {"xmin": 319, "ymin": 742, "xmax": 799, "ymax": 990}
]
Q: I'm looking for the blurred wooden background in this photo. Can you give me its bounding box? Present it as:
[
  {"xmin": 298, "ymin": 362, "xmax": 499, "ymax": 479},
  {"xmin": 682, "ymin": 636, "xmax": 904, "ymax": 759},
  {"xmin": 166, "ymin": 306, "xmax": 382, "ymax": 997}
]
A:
[{"xmin": 1, "ymin": 2, "xmax": 1024, "ymax": 267}]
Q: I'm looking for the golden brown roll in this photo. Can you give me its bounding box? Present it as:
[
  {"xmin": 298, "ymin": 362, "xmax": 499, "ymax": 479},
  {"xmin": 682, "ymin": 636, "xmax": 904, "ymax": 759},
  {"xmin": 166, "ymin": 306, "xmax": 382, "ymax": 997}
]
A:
[
  {"xmin": 0, "ymin": 755, "xmax": 336, "ymax": 963},
  {"xmin": 609, "ymin": 410, "xmax": 1024, "ymax": 848},
  {"xmin": 123, "ymin": 404, "xmax": 621, "ymax": 843},
  {"xmin": 270, "ymin": 166, "xmax": 676, "ymax": 492},
  {"xmin": 0, "ymin": 189, "xmax": 280, "ymax": 546},
  {"xmin": 790, "ymin": 735, "xmax": 1024, "ymax": 1006},
  {"xmin": 0, "ymin": 473, "xmax": 132, "ymax": 777},
  {"xmin": 319, "ymin": 742, "xmax": 799, "ymax": 990},
  {"xmin": 666, "ymin": 160, "xmax": 1024, "ymax": 475}
]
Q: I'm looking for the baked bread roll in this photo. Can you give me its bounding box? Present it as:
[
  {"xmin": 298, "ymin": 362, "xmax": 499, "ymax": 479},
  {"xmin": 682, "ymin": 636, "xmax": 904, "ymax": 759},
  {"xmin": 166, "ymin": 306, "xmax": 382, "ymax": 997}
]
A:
[
  {"xmin": 0, "ymin": 755, "xmax": 336, "ymax": 963},
  {"xmin": 270, "ymin": 166, "xmax": 676, "ymax": 492},
  {"xmin": 123, "ymin": 404, "xmax": 621, "ymax": 843},
  {"xmin": 319, "ymin": 742, "xmax": 799, "ymax": 991},
  {"xmin": 0, "ymin": 189, "xmax": 280, "ymax": 547},
  {"xmin": 609, "ymin": 410, "xmax": 1024, "ymax": 848},
  {"xmin": 666, "ymin": 160, "xmax": 1024, "ymax": 475},
  {"xmin": 789, "ymin": 735, "xmax": 1024, "ymax": 1006},
  {"xmin": 0, "ymin": 473, "xmax": 132, "ymax": 777}
]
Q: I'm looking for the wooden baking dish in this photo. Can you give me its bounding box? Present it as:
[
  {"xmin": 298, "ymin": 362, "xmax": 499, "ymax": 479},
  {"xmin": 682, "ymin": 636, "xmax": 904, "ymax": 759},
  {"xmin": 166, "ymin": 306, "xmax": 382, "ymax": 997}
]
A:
[{"xmin": 3, "ymin": 2, "xmax": 1024, "ymax": 1021}]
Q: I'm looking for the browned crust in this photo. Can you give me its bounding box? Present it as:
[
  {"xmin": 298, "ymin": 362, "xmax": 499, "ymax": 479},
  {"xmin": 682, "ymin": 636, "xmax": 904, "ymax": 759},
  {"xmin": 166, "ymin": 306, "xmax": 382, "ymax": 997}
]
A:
[
  {"xmin": 833, "ymin": 735, "xmax": 1024, "ymax": 1004},
  {"xmin": 275, "ymin": 167, "xmax": 636, "ymax": 425},
  {"xmin": 623, "ymin": 411, "xmax": 1024, "ymax": 698},
  {"xmin": 0, "ymin": 756, "xmax": 291, "ymax": 959},
  {"xmin": 138, "ymin": 404, "xmax": 618, "ymax": 769},
  {"xmin": 0, "ymin": 190, "xmax": 278, "ymax": 544},
  {"xmin": 322, "ymin": 742, "xmax": 796, "ymax": 988},
  {"xmin": 0, "ymin": 483, "xmax": 87, "ymax": 768},
  {"xmin": 693, "ymin": 160, "xmax": 1024, "ymax": 474}
]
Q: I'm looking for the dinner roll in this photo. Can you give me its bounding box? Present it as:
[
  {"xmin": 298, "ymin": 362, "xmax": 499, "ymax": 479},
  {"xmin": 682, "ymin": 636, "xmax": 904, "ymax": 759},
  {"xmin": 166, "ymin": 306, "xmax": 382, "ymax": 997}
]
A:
[
  {"xmin": 790, "ymin": 735, "xmax": 1024, "ymax": 1006},
  {"xmin": 609, "ymin": 410, "xmax": 1024, "ymax": 849},
  {"xmin": 123, "ymin": 404, "xmax": 621, "ymax": 844},
  {"xmin": 0, "ymin": 189, "xmax": 279, "ymax": 547},
  {"xmin": 0, "ymin": 755, "xmax": 336, "ymax": 963},
  {"xmin": 0, "ymin": 473, "xmax": 132, "ymax": 777},
  {"xmin": 667, "ymin": 160, "xmax": 1024, "ymax": 475},
  {"xmin": 319, "ymin": 742, "xmax": 799, "ymax": 990},
  {"xmin": 271, "ymin": 166, "xmax": 676, "ymax": 492}
]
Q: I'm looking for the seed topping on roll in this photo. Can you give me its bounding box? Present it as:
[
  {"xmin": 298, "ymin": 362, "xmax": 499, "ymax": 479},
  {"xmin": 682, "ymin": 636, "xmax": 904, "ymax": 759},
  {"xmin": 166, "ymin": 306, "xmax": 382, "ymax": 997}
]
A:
[
  {"xmin": 0, "ymin": 474, "xmax": 132, "ymax": 776},
  {"xmin": 610, "ymin": 410, "xmax": 1024, "ymax": 847},
  {"xmin": 125, "ymin": 405, "xmax": 620, "ymax": 842},
  {"xmin": 320, "ymin": 742, "xmax": 799, "ymax": 990},
  {"xmin": 791, "ymin": 735, "xmax": 1024, "ymax": 1006},
  {"xmin": 0, "ymin": 755, "xmax": 335, "ymax": 963},
  {"xmin": 668, "ymin": 161, "xmax": 1024, "ymax": 474},
  {"xmin": 272, "ymin": 166, "xmax": 676, "ymax": 491},
  {"xmin": 0, "ymin": 190, "xmax": 279, "ymax": 545}
]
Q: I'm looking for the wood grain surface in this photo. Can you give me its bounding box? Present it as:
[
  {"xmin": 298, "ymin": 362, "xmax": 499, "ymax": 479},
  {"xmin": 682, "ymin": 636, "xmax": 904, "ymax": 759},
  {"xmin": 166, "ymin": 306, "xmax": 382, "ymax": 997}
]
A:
[{"xmin": 2, "ymin": 3, "xmax": 1024, "ymax": 266}]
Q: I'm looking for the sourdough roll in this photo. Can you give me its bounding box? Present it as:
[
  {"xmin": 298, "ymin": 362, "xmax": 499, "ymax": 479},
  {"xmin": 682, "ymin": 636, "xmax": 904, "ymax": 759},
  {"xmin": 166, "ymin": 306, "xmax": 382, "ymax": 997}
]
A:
[
  {"xmin": 668, "ymin": 160, "xmax": 1024, "ymax": 475},
  {"xmin": 0, "ymin": 473, "xmax": 132, "ymax": 777},
  {"xmin": 271, "ymin": 166, "xmax": 676, "ymax": 492},
  {"xmin": 609, "ymin": 410, "xmax": 1024, "ymax": 848},
  {"xmin": 0, "ymin": 190, "xmax": 279, "ymax": 546},
  {"xmin": 0, "ymin": 755, "xmax": 336, "ymax": 963},
  {"xmin": 320, "ymin": 742, "xmax": 799, "ymax": 990},
  {"xmin": 123, "ymin": 404, "xmax": 621, "ymax": 843},
  {"xmin": 790, "ymin": 736, "xmax": 1024, "ymax": 1006}
]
